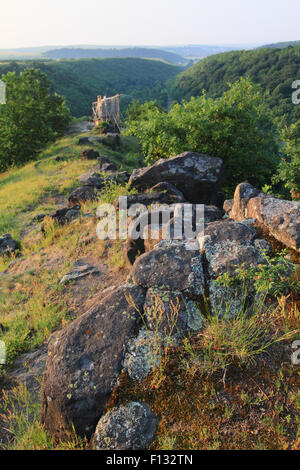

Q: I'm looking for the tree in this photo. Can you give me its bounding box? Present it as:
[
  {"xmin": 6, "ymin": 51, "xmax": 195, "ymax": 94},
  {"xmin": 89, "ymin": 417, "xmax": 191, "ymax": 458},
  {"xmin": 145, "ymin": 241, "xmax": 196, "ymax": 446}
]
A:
[
  {"xmin": 0, "ymin": 68, "xmax": 70, "ymax": 170},
  {"xmin": 125, "ymin": 78, "xmax": 279, "ymax": 192},
  {"xmin": 272, "ymin": 120, "xmax": 300, "ymax": 200}
]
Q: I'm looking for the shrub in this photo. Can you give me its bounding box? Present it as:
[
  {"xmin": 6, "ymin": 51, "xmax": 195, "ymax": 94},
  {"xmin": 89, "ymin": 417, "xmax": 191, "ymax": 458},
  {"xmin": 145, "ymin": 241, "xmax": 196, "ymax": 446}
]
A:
[
  {"xmin": 216, "ymin": 251, "xmax": 300, "ymax": 298},
  {"xmin": 272, "ymin": 121, "xmax": 300, "ymax": 200},
  {"xmin": 0, "ymin": 68, "xmax": 70, "ymax": 171},
  {"xmin": 124, "ymin": 78, "xmax": 279, "ymax": 190}
]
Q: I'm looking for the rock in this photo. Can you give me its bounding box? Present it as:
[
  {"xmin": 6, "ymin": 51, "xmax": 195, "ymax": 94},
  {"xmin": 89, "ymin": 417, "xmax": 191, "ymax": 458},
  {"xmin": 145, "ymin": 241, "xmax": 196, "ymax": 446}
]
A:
[
  {"xmin": 40, "ymin": 284, "xmax": 146, "ymax": 438},
  {"xmin": 129, "ymin": 151, "xmax": 225, "ymax": 204},
  {"xmin": 197, "ymin": 219, "xmax": 262, "ymax": 278},
  {"xmin": 254, "ymin": 238, "xmax": 271, "ymax": 254},
  {"xmin": 98, "ymin": 156, "xmax": 111, "ymax": 166},
  {"xmin": 60, "ymin": 264, "xmax": 101, "ymax": 284},
  {"xmin": 230, "ymin": 183, "xmax": 300, "ymax": 251},
  {"xmin": 123, "ymin": 203, "xmax": 223, "ymax": 266},
  {"xmin": 124, "ymin": 237, "xmax": 145, "ymax": 267},
  {"xmin": 0, "ymin": 234, "xmax": 18, "ymax": 257},
  {"xmin": 8, "ymin": 345, "xmax": 47, "ymax": 389},
  {"xmin": 149, "ymin": 182, "xmax": 185, "ymax": 200},
  {"xmin": 68, "ymin": 186, "xmax": 98, "ymax": 207},
  {"xmin": 114, "ymin": 191, "xmax": 184, "ymax": 211},
  {"xmin": 208, "ymin": 280, "xmax": 247, "ymax": 319},
  {"xmin": 144, "ymin": 287, "xmax": 204, "ymax": 337},
  {"xmin": 123, "ymin": 208, "xmax": 177, "ymax": 266},
  {"xmin": 123, "ymin": 328, "xmax": 159, "ymax": 382},
  {"xmin": 93, "ymin": 402, "xmax": 158, "ymax": 450},
  {"xmin": 130, "ymin": 240, "xmax": 205, "ymax": 301},
  {"xmin": 101, "ymin": 162, "xmax": 118, "ymax": 172},
  {"xmin": 78, "ymin": 137, "xmax": 92, "ymax": 145},
  {"xmin": 43, "ymin": 206, "xmax": 81, "ymax": 229},
  {"xmin": 80, "ymin": 149, "xmax": 100, "ymax": 160},
  {"xmin": 79, "ymin": 168, "xmax": 117, "ymax": 189},
  {"xmin": 223, "ymin": 199, "xmax": 234, "ymax": 216}
]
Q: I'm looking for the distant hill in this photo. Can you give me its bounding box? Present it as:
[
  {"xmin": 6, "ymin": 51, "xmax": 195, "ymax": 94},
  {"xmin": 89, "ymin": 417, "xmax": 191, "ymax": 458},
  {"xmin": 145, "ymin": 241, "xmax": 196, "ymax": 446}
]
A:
[
  {"xmin": 170, "ymin": 45, "xmax": 300, "ymax": 124},
  {"xmin": 259, "ymin": 40, "xmax": 300, "ymax": 49},
  {"xmin": 0, "ymin": 58, "xmax": 183, "ymax": 116},
  {"xmin": 160, "ymin": 44, "xmax": 252, "ymax": 59},
  {"xmin": 43, "ymin": 47, "xmax": 186, "ymax": 65}
]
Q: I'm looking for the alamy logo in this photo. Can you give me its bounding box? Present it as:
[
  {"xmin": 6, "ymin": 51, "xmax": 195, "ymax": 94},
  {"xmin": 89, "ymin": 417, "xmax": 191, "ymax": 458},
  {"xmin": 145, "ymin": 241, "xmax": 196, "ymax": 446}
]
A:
[
  {"xmin": 0, "ymin": 340, "xmax": 6, "ymax": 365},
  {"xmin": 96, "ymin": 197, "xmax": 204, "ymax": 250},
  {"xmin": 0, "ymin": 80, "xmax": 6, "ymax": 105},
  {"xmin": 292, "ymin": 80, "xmax": 300, "ymax": 105}
]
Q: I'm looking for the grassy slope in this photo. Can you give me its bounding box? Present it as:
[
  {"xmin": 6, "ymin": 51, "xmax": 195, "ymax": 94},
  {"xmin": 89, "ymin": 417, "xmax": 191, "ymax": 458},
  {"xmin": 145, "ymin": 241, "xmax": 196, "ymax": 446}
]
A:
[
  {"xmin": 170, "ymin": 46, "xmax": 300, "ymax": 124},
  {"xmin": 0, "ymin": 130, "xmax": 299, "ymax": 450},
  {"xmin": 0, "ymin": 58, "xmax": 183, "ymax": 116},
  {"xmin": 0, "ymin": 129, "xmax": 140, "ymax": 364}
]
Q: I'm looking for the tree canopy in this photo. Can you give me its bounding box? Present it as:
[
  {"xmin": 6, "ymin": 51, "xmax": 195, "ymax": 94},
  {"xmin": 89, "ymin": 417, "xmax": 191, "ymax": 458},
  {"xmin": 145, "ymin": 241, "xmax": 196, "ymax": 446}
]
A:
[
  {"xmin": 0, "ymin": 68, "xmax": 70, "ymax": 170},
  {"xmin": 125, "ymin": 78, "xmax": 279, "ymax": 192},
  {"xmin": 170, "ymin": 46, "xmax": 300, "ymax": 125}
]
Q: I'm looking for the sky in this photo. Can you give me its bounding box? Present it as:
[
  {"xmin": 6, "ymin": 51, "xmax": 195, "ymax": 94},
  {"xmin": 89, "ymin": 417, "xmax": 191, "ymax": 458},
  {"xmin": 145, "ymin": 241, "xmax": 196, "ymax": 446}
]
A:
[{"xmin": 0, "ymin": 0, "xmax": 300, "ymax": 49}]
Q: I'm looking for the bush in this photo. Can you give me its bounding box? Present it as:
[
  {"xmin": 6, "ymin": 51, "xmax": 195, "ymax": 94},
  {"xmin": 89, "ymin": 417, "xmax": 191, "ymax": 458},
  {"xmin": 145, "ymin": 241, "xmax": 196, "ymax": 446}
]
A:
[
  {"xmin": 124, "ymin": 78, "xmax": 279, "ymax": 190},
  {"xmin": 272, "ymin": 121, "xmax": 300, "ymax": 199},
  {"xmin": 0, "ymin": 68, "xmax": 70, "ymax": 171}
]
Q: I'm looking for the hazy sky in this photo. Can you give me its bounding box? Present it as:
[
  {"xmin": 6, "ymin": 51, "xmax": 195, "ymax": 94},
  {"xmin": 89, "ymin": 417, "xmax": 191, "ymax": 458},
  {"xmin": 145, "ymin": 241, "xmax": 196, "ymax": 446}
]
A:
[{"xmin": 1, "ymin": 0, "xmax": 300, "ymax": 48}]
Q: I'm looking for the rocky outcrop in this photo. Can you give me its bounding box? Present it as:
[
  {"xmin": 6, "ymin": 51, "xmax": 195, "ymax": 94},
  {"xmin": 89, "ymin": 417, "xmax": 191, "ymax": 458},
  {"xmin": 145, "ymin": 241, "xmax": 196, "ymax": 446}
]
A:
[
  {"xmin": 226, "ymin": 183, "xmax": 300, "ymax": 251},
  {"xmin": 0, "ymin": 234, "xmax": 18, "ymax": 257},
  {"xmin": 40, "ymin": 284, "xmax": 146, "ymax": 438},
  {"xmin": 93, "ymin": 402, "xmax": 158, "ymax": 450},
  {"xmin": 129, "ymin": 151, "xmax": 225, "ymax": 205},
  {"xmin": 123, "ymin": 203, "xmax": 223, "ymax": 266}
]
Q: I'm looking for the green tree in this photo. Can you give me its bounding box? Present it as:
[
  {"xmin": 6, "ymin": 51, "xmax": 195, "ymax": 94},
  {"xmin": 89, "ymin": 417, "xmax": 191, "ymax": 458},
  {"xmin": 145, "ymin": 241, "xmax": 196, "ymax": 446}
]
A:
[
  {"xmin": 125, "ymin": 78, "xmax": 279, "ymax": 191},
  {"xmin": 0, "ymin": 68, "xmax": 70, "ymax": 170},
  {"xmin": 272, "ymin": 120, "xmax": 300, "ymax": 199}
]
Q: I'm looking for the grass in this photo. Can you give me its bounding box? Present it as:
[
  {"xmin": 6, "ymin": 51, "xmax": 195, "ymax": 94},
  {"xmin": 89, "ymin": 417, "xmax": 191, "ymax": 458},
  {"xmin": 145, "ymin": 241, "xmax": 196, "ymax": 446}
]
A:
[
  {"xmin": 0, "ymin": 129, "xmax": 140, "ymax": 373},
  {"xmin": 0, "ymin": 131, "xmax": 141, "ymax": 240},
  {"xmin": 0, "ymin": 382, "xmax": 86, "ymax": 450}
]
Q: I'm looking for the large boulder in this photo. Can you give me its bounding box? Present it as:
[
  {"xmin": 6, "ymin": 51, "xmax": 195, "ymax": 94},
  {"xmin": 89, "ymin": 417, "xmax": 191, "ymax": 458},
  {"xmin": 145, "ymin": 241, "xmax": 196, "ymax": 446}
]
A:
[
  {"xmin": 197, "ymin": 219, "xmax": 261, "ymax": 278},
  {"xmin": 129, "ymin": 152, "xmax": 225, "ymax": 205},
  {"xmin": 198, "ymin": 219, "xmax": 264, "ymax": 318},
  {"xmin": 228, "ymin": 183, "xmax": 300, "ymax": 251},
  {"xmin": 130, "ymin": 240, "xmax": 205, "ymax": 301},
  {"xmin": 40, "ymin": 284, "xmax": 146, "ymax": 438},
  {"xmin": 0, "ymin": 234, "xmax": 18, "ymax": 257},
  {"xmin": 93, "ymin": 402, "xmax": 158, "ymax": 450}
]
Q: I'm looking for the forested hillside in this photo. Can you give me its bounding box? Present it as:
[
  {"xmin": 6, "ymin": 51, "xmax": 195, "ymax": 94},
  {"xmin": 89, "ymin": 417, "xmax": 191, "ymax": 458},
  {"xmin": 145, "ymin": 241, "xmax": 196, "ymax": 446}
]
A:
[
  {"xmin": 0, "ymin": 58, "xmax": 183, "ymax": 116},
  {"xmin": 170, "ymin": 46, "xmax": 300, "ymax": 124},
  {"xmin": 43, "ymin": 47, "xmax": 186, "ymax": 65}
]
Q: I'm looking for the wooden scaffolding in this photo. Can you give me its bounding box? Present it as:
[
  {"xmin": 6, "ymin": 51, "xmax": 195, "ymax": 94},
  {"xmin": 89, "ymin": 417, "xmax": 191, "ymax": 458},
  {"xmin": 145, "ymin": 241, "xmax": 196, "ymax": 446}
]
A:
[{"xmin": 92, "ymin": 94, "xmax": 121, "ymax": 132}]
